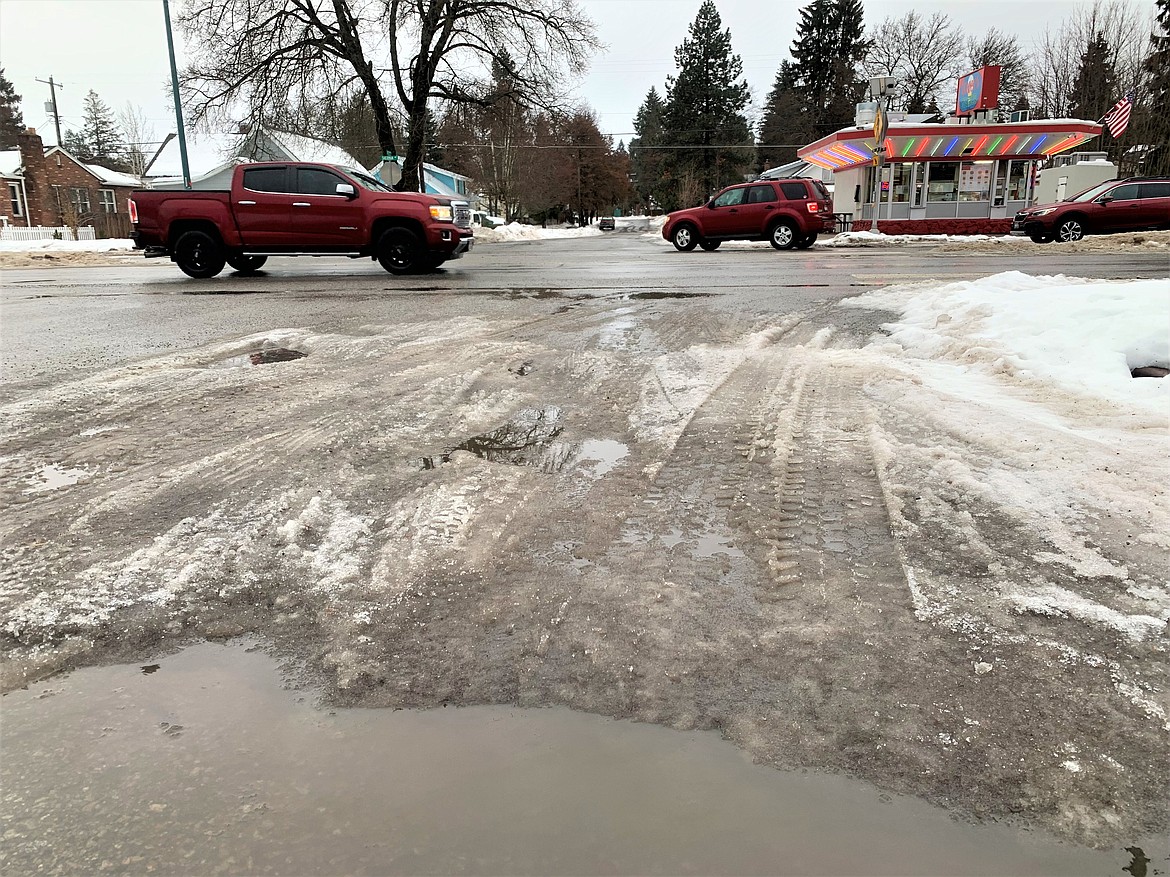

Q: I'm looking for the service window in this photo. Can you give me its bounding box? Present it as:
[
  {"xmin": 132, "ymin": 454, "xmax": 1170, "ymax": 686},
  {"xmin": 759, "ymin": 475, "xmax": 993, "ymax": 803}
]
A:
[
  {"xmin": 746, "ymin": 185, "xmax": 778, "ymax": 204},
  {"xmin": 779, "ymin": 182, "xmax": 809, "ymax": 200},
  {"xmin": 711, "ymin": 187, "xmax": 747, "ymax": 208},
  {"xmin": 1105, "ymin": 184, "xmax": 1140, "ymax": 201},
  {"xmin": 243, "ymin": 167, "xmax": 289, "ymax": 193},
  {"xmin": 927, "ymin": 162, "xmax": 959, "ymax": 201},
  {"xmin": 1140, "ymin": 182, "xmax": 1170, "ymax": 198},
  {"xmin": 296, "ymin": 167, "xmax": 348, "ymax": 196}
]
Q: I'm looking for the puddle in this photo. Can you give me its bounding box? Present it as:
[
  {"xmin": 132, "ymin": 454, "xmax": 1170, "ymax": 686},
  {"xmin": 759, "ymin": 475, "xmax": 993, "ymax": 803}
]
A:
[
  {"xmin": 21, "ymin": 463, "xmax": 90, "ymax": 494},
  {"xmin": 575, "ymin": 438, "xmax": 628, "ymax": 478},
  {"xmin": 423, "ymin": 406, "xmax": 568, "ymax": 470},
  {"xmin": 1, "ymin": 641, "xmax": 1159, "ymax": 876},
  {"xmin": 627, "ymin": 291, "xmax": 714, "ymax": 300},
  {"xmin": 214, "ymin": 347, "xmax": 308, "ymax": 368},
  {"xmin": 1131, "ymin": 365, "xmax": 1168, "ymax": 378},
  {"xmin": 693, "ymin": 532, "xmax": 746, "ymax": 558}
]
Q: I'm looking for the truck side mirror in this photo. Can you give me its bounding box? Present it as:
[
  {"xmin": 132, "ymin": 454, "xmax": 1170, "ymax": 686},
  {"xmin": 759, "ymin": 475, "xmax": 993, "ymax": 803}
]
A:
[{"xmin": 336, "ymin": 183, "xmax": 356, "ymax": 198}]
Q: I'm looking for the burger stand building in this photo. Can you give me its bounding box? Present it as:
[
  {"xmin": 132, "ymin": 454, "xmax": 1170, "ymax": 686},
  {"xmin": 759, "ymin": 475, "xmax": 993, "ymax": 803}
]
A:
[{"xmin": 795, "ymin": 67, "xmax": 1106, "ymax": 235}]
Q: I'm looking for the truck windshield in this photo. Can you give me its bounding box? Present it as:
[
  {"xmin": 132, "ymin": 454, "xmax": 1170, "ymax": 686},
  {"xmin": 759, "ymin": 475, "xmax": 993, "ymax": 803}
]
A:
[{"xmin": 342, "ymin": 168, "xmax": 395, "ymax": 193}]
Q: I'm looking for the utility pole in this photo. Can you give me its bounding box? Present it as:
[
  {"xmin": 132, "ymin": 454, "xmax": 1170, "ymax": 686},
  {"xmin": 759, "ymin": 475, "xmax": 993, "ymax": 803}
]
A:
[
  {"xmin": 868, "ymin": 76, "xmax": 897, "ymax": 234},
  {"xmin": 35, "ymin": 76, "xmax": 64, "ymax": 146},
  {"xmin": 161, "ymin": 0, "xmax": 191, "ymax": 188}
]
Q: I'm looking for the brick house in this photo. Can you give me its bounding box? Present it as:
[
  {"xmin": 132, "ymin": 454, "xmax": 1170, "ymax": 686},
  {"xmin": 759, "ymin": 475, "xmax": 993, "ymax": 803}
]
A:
[{"xmin": 1, "ymin": 128, "xmax": 138, "ymax": 237}]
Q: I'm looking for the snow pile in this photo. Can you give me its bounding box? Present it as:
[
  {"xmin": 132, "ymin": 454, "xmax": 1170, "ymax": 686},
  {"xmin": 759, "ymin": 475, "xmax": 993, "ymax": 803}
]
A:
[
  {"xmin": 821, "ymin": 230, "xmax": 1025, "ymax": 247},
  {"xmin": 473, "ymin": 222, "xmax": 602, "ymax": 243},
  {"xmin": 848, "ymin": 271, "xmax": 1169, "ymax": 420},
  {"xmin": 0, "ymin": 238, "xmax": 135, "ymax": 253}
]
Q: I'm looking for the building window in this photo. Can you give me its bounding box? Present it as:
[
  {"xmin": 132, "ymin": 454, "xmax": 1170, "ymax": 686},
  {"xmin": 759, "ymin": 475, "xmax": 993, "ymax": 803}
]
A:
[
  {"xmin": 958, "ymin": 161, "xmax": 992, "ymax": 202},
  {"xmin": 927, "ymin": 162, "xmax": 959, "ymax": 202},
  {"xmin": 99, "ymin": 189, "xmax": 117, "ymax": 213},
  {"xmin": 888, "ymin": 163, "xmax": 911, "ymax": 203},
  {"xmin": 70, "ymin": 187, "xmax": 91, "ymax": 214},
  {"xmin": 8, "ymin": 182, "xmax": 23, "ymax": 216}
]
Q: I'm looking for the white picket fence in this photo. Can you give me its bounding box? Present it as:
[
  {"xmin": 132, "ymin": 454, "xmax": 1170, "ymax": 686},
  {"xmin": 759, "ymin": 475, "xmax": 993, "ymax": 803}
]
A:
[{"xmin": 0, "ymin": 226, "xmax": 97, "ymax": 242}]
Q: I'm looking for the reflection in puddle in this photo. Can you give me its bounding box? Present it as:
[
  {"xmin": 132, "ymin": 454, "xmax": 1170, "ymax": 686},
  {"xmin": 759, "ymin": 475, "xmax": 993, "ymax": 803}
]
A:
[
  {"xmin": 0, "ymin": 642, "xmax": 1152, "ymax": 876},
  {"xmin": 423, "ymin": 406, "xmax": 567, "ymax": 470},
  {"xmin": 694, "ymin": 532, "xmax": 746, "ymax": 558},
  {"xmin": 575, "ymin": 439, "xmax": 628, "ymax": 478},
  {"xmin": 22, "ymin": 463, "xmax": 89, "ymax": 494}
]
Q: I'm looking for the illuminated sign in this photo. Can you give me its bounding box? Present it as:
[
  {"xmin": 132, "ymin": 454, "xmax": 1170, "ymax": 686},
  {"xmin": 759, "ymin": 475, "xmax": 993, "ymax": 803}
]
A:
[{"xmin": 956, "ymin": 66, "xmax": 1001, "ymax": 114}]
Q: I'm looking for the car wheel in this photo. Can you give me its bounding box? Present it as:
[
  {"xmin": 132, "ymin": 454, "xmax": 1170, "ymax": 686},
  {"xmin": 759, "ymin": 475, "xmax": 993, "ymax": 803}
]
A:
[
  {"xmin": 795, "ymin": 232, "xmax": 817, "ymax": 250},
  {"xmin": 768, "ymin": 220, "xmax": 797, "ymax": 250},
  {"xmin": 1028, "ymin": 231, "xmax": 1053, "ymax": 244},
  {"xmin": 698, "ymin": 239, "xmax": 721, "ymax": 251},
  {"xmin": 1056, "ymin": 217, "xmax": 1085, "ymax": 242},
  {"xmin": 225, "ymin": 254, "xmax": 268, "ymax": 273},
  {"xmin": 671, "ymin": 223, "xmax": 698, "ymax": 251},
  {"xmin": 173, "ymin": 230, "xmax": 226, "ymax": 279},
  {"xmin": 377, "ymin": 227, "xmax": 424, "ymax": 274}
]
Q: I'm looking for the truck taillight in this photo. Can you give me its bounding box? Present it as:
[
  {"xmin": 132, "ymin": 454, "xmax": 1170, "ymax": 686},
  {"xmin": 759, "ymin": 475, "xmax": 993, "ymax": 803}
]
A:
[{"xmin": 128, "ymin": 198, "xmax": 138, "ymax": 224}]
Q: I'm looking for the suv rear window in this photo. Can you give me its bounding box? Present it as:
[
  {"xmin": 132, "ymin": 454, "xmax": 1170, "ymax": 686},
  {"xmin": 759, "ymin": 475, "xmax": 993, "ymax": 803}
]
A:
[
  {"xmin": 779, "ymin": 181, "xmax": 809, "ymax": 200},
  {"xmin": 811, "ymin": 179, "xmax": 831, "ymax": 200}
]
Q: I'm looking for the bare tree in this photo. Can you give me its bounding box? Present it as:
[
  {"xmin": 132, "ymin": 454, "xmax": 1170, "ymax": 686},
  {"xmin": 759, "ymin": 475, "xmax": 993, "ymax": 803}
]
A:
[
  {"xmin": 178, "ymin": 0, "xmax": 599, "ymax": 192},
  {"xmin": 864, "ymin": 11, "xmax": 965, "ymax": 113},
  {"xmin": 1032, "ymin": 0, "xmax": 1154, "ymax": 118},
  {"xmin": 118, "ymin": 103, "xmax": 156, "ymax": 178},
  {"xmin": 967, "ymin": 29, "xmax": 1030, "ymax": 111}
]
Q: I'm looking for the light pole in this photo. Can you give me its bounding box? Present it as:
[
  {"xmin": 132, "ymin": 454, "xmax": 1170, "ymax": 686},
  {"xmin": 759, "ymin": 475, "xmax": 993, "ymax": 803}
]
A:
[
  {"xmin": 162, "ymin": 0, "xmax": 191, "ymax": 189},
  {"xmin": 868, "ymin": 76, "xmax": 897, "ymax": 234}
]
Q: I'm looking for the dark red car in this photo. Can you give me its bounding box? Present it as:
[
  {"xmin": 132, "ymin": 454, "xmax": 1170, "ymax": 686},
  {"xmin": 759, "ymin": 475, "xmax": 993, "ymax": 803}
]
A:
[
  {"xmin": 662, "ymin": 178, "xmax": 834, "ymax": 252},
  {"xmin": 1011, "ymin": 177, "xmax": 1170, "ymax": 243}
]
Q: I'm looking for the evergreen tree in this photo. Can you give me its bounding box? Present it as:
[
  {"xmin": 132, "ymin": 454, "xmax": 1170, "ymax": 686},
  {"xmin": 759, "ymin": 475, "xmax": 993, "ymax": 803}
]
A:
[
  {"xmin": 629, "ymin": 87, "xmax": 668, "ymax": 211},
  {"xmin": 660, "ymin": 0, "xmax": 752, "ymax": 208},
  {"xmin": 1069, "ymin": 33, "xmax": 1119, "ymax": 121},
  {"xmin": 0, "ymin": 68, "xmax": 25, "ymax": 149},
  {"xmin": 64, "ymin": 90, "xmax": 126, "ymax": 168},
  {"xmin": 1136, "ymin": 0, "xmax": 1170, "ymax": 173},
  {"xmin": 757, "ymin": 61, "xmax": 814, "ymax": 169},
  {"xmin": 790, "ymin": 0, "xmax": 868, "ymax": 136}
]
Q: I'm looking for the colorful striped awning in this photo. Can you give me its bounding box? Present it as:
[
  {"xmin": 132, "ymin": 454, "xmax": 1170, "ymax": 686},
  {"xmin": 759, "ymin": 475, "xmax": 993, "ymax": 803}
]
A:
[{"xmin": 797, "ymin": 120, "xmax": 1103, "ymax": 171}]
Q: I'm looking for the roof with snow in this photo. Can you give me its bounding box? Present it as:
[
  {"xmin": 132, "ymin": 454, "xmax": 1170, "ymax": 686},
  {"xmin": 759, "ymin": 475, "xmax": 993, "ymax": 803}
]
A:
[
  {"xmin": 85, "ymin": 163, "xmax": 141, "ymax": 187},
  {"xmin": 261, "ymin": 131, "xmax": 365, "ymax": 169}
]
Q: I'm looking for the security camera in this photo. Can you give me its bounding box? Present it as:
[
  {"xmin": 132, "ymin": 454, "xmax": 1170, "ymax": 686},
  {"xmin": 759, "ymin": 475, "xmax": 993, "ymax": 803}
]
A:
[{"xmin": 869, "ymin": 76, "xmax": 898, "ymax": 99}]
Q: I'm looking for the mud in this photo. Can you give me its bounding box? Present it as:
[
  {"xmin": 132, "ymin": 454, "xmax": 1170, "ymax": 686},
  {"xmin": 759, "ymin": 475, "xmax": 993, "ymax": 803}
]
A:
[{"xmin": 1, "ymin": 278, "xmax": 1167, "ymax": 855}]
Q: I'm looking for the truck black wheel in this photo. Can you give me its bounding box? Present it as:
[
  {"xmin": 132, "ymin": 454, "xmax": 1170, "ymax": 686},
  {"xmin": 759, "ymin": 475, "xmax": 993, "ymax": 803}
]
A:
[
  {"xmin": 226, "ymin": 254, "xmax": 268, "ymax": 273},
  {"xmin": 173, "ymin": 230, "xmax": 225, "ymax": 279},
  {"xmin": 377, "ymin": 227, "xmax": 424, "ymax": 275},
  {"xmin": 698, "ymin": 239, "xmax": 721, "ymax": 251},
  {"xmin": 769, "ymin": 221, "xmax": 797, "ymax": 250},
  {"xmin": 795, "ymin": 232, "xmax": 817, "ymax": 249}
]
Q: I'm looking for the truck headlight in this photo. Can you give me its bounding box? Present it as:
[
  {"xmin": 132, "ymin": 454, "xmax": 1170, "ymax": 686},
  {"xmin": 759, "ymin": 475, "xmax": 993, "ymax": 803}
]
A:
[{"xmin": 429, "ymin": 205, "xmax": 453, "ymax": 222}]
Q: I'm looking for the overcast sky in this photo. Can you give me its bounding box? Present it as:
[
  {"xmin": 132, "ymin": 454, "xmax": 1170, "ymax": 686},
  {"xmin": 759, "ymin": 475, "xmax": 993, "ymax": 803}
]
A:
[{"xmin": 0, "ymin": 0, "xmax": 1147, "ymax": 164}]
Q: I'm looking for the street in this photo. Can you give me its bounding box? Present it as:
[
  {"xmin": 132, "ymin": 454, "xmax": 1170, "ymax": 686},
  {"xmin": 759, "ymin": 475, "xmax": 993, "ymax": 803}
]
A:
[{"xmin": 2, "ymin": 234, "xmax": 1168, "ymax": 860}]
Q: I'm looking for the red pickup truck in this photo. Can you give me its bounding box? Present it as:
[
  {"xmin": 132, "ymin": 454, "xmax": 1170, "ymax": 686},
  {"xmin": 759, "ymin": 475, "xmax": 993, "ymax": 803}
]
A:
[{"xmin": 129, "ymin": 162, "xmax": 474, "ymax": 277}]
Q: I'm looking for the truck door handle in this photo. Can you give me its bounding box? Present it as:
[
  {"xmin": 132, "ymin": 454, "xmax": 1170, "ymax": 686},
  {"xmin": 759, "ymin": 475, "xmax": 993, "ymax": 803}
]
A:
[
  {"xmin": 293, "ymin": 202, "xmax": 311, "ymax": 208},
  {"xmin": 238, "ymin": 200, "xmax": 256, "ymax": 206}
]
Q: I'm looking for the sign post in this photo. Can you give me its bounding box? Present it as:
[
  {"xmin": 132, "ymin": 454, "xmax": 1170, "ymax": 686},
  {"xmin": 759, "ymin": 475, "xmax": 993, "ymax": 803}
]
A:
[{"xmin": 870, "ymin": 102, "xmax": 888, "ymax": 233}]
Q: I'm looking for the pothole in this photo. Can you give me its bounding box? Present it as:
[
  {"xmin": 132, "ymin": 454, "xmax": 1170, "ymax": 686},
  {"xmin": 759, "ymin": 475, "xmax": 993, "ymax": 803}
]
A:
[
  {"xmin": 1130, "ymin": 366, "xmax": 1168, "ymax": 378},
  {"xmin": 215, "ymin": 348, "xmax": 308, "ymax": 368},
  {"xmin": 423, "ymin": 406, "xmax": 567, "ymax": 470},
  {"xmin": 627, "ymin": 291, "xmax": 713, "ymax": 300}
]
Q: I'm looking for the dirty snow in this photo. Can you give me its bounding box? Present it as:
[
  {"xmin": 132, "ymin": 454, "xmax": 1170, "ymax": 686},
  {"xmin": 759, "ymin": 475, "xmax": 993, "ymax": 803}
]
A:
[{"xmin": 0, "ymin": 238, "xmax": 135, "ymax": 253}]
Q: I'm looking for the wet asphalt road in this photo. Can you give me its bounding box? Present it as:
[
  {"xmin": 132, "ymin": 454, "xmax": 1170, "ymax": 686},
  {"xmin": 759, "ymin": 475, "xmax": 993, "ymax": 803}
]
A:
[{"xmin": 2, "ymin": 234, "xmax": 1167, "ymax": 400}]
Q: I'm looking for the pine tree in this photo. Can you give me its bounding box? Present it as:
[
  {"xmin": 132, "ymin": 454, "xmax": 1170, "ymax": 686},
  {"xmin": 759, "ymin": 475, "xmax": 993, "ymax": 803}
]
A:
[
  {"xmin": 0, "ymin": 68, "xmax": 24, "ymax": 149},
  {"xmin": 789, "ymin": 0, "xmax": 868, "ymax": 136},
  {"xmin": 64, "ymin": 90, "xmax": 127, "ymax": 168},
  {"xmin": 1069, "ymin": 33, "xmax": 1119, "ymax": 121},
  {"xmin": 630, "ymin": 87, "xmax": 668, "ymax": 211},
  {"xmin": 1137, "ymin": 0, "xmax": 1170, "ymax": 173},
  {"xmin": 660, "ymin": 0, "xmax": 752, "ymax": 208},
  {"xmin": 757, "ymin": 61, "xmax": 814, "ymax": 169}
]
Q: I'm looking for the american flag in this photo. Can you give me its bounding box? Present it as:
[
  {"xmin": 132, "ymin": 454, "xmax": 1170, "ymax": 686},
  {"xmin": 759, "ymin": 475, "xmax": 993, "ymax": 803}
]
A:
[{"xmin": 1103, "ymin": 89, "xmax": 1136, "ymax": 139}]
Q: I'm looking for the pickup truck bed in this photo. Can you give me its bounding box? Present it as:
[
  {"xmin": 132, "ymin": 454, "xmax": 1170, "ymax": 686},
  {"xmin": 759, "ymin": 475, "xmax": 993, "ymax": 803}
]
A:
[{"xmin": 130, "ymin": 162, "xmax": 473, "ymax": 277}]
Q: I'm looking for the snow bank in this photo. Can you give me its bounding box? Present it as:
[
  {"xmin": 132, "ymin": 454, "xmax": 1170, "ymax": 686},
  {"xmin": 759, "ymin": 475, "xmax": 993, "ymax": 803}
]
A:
[
  {"xmin": 846, "ymin": 271, "xmax": 1170, "ymax": 420},
  {"xmin": 822, "ymin": 230, "xmax": 1026, "ymax": 247},
  {"xmin": 473, "ymin": 222, "xmax": 602, "ymax": 243},
  {"xmin": 0, "ymin": 238, "xmax": 135, "ymax": 253}
]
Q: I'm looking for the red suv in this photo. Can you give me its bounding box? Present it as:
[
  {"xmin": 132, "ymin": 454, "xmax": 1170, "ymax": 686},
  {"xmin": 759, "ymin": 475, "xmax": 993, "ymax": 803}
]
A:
[
  {"xmin": 1011, "ymin": 177, "xmax": 1170, "ymax": 243},
  {"xmin": 663, "ymin": 178, "xmax": 834, "ymax": 252}
]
